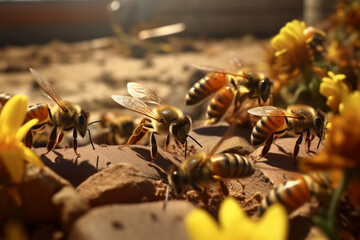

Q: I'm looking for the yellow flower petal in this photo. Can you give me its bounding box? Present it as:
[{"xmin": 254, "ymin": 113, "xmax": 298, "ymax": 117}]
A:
[
  {"xmin": 185, "ymin": 209, "xmax": 221, "ymax": 240},
  {"xmin": 256, "ymin": 204, "xmax": 288, "ymax": 240},
  {"xmin": 0, "ymin": 95, "xmax": 28, "ymax": 135},
  {"xmin": 219, "ymin": 197, "xmax": 247, "ymax": 230},
  {"xmin": 0, "ymin": 149, "xmax": 25, "ymax": 183},
  {"xmin": 21, "ymin": 146, "xmax": 43, "ymax": 168},
  {"xmin": 16, "ymin": 118, "xmax": 38, "ymax": 141}
]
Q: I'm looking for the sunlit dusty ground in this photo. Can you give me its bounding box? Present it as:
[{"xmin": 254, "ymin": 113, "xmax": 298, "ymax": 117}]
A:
[{"xmin": 0, "ymin": 37, "xmax": 326, "ymax": 239}]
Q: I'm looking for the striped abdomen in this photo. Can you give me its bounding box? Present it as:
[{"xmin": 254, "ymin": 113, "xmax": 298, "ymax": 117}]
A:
[
  {"xmin": 211, "ymin": 153, "xmax": 254, "ymax": 179},
  {"xmin": 25, "ymin": 103, "xmax": 51, "ymax": 125},
  {"xmin": 0, "ymin": 93, "xmax": 13, "ymax": 107},
  {"xmin": 258, "ymin": 172, "xmax": 332, "ymax": 216},
  {"xmin": 251, "ymin": 114, "xmax": 287, "ymax": 146},
  {"xmin": 206, "ymin": 86, "xmax": 234, "ymax": 124},
  {"xmin": 186, "ymin": 72, "xmax": 227, "ymax": 105}
]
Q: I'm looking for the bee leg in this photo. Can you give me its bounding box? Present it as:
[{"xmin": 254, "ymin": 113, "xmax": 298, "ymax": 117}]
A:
[
  {"xmin": 120, "ymin": 118, "xmax": 151, "ymax": 148},
  {"xmin": 304, "ymin": 129, "xmax": 311, "ymax": 153},
  {"xmin": 25, "ymin": 131, "xmax": 33, "ymax": 148},
  {"xmin": 235, "ymin": 179, "xmax": 245, "ymax": 192},
  {"xmin": 261, "ymin": 134, "xmax": 273, "ymax": 157},
  {"xmin": 55, "ymin": 131, "xmax": 64, "ymax": 148},
  {"xmin": 148, "ymin": 131, "xmax": 158, "ymax": 165},
  {"xmin": 164, "ymin": 134, "xmax": 170, "ymax": 151},
  {"xmin": 191, "ymin": 182, "xmax": 202, "ymax": 192},
  {"xmin": 73, "ymin": 128, "xmax": 80, "ymax": 156},
  {"xmin": 46, "ymin": 127, "xmax": 58, "ymax": 154},
  {"xmin": 307, "ymin": 134, "xmax": 314, "ymax": 152},
  {"xmin": 262, "ymin": 128, "xmax": 287, "ymax": 157},
  {"xmin": 218, "ymin": 179, "xmax": 229, "ymax": 196},
  {"xmin": 294, "ymin": 132, "xmax": 304, "ymax": 161},
  {"xmin": 197, "ymin": 186, "xmax": 210, "ymax": 209}
]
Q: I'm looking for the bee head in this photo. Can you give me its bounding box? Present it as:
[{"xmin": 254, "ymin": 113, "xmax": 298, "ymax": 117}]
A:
[
  {"xmin": 76, "ymin": 109, "xmax": 89, "ymax": 138},
  {"xmin": 167, "ymin": 166, "xmax": 185, "ymax": 195},
  {"xmin": 259, "ymin": 77, "xmax": 272, "ymax": 103},
  {"xmin": 170, "ymin": 115, "xmax": 192, "ymax": 144}
]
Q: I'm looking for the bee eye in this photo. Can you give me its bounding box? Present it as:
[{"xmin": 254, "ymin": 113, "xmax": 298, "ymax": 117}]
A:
[
  {"xmin": 260, "ymin": 79, "xmax": 270, "ymax": 102},
  {"xmin": 78, "ymin": 114, "xmax": 85, "ymax": 127},
  {"xmin": 314, "ymin": 116, "xmax": 322, "ymax": 132}
]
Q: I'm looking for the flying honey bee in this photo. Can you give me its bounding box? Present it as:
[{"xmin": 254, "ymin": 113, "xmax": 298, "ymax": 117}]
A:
[
  {"xmin": 257, "ymin": 171, "xmax": 333, "ymax": 216},
  {"xmin": 248, "ymin": 105, "xmax": 326, "ymax": 159},
  {"xmin": 3, "ymin": 68, "xmax": 99, "ymax": 154},
  {"xmin": 111, "ymin": 82, "xmax": 201, "ymax": 165},
  {"xmin": 167, "ymin": 113, "xmax": 255, "ymax": 195},
  {"xmin": 186, "ymin": 64, "xmax": 273, "ymax": 124}
]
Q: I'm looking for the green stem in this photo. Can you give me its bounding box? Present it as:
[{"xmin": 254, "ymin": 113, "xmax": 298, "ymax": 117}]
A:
[{"xmin": 314, "ymin": 170, "xmax": 352, "ymax": 240}]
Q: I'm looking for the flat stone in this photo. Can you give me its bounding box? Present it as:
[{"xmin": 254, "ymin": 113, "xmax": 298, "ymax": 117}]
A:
[
  {"xmin": 68, "ymin": 201, "xmax": 195, "ymax": 240},
  {"xmin": 76, "ymin": 162, "xmax": 163, "ymax": 207},
  {"xmin": 52, "ymin": 186, "xmax": 90, "ymax": 233}
]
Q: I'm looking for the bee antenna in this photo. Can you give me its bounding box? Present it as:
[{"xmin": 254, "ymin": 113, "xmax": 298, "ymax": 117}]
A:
[
  {"xmin": 87, "ymin": 129, "xmax": 96, "ymax": 150},
  {"xmin": 187, "ymin": 135, "xmax": 202, "ymax": 148},
  {"xmin": 163, "ymin": 184, "xmax": 170, "ymax": 211},
  {"xmin": 88, "ymin": 120, "xmax": 104, "ymax": 126},
  {"xmin": 86, "ymin": 120, "xmax": 103, "ymax": 150}
]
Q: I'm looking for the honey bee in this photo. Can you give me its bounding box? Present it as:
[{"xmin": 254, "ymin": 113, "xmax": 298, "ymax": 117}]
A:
[
  {"xmin": 111, "ymin": 82, "xmax": 201, "ymax": 165},
  {"xmin": 186, "ymin": 65, "xmax": 273, "ymax": 124},
  {"xmin": 167, "ymin": 115, "xmax": 255, "ymax": 195},
  {"xmin": 257, "ymin": 171, "xmax": 333, "ymax": 216},
  {"xmin": 304, "ymin": 26, "xmax": 326, "ymax": 61},
  {"xmin": 24, "ymin": 68, "xmax": 98, "ymax": 154},
  {"xmin": 95, "ymin": 112, "xmax": 136, "ymax": 145},
  {"xmin": 248, "ymin": 105, "xmax": 326, "ymax": 159}
]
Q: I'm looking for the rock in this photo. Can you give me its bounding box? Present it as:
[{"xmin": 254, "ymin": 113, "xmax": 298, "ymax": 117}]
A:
[
  {"xmin": 68, "ymin": 201, "xmax": 195, "ymax": 240},
  {"xmin": 52, "ymin": 186, "xmax": 90, "ymax": 233},
  {"xmin": 76, "ymin": 163, "xmax": 164, "ymax": 207},
  {"xmin": 0, "ymin": 164, "xmax": 72, "ymax": 224},
  {"xmin": 34, "ymin": 143, "xmax": 179, "ymax": 187}
]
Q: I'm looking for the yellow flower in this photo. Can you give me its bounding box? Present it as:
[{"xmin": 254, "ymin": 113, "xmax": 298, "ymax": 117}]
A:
[
  {"xmin": 271, "ymin": 20, "xmax": 306, "ymax": 56},
  {"xmin": 320, "ymin": 71, "xmax": 350, "ymax": 112},
  {"xmin": 301, "ymin": 91, "xmax": 360, "ymax": 171},
  {"xmin": 0, "ymin": 95, "xmax": 43, "ymax": 183},
  {"xmin": 185, "ymin": 197, "xmax": 288, "ymax": 240},
  {"xmin": 271, "ymin": 20, "xmax": 309, "ymax": 70}
]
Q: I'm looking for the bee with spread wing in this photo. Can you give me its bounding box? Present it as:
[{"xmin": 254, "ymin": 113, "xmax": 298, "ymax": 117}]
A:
[
  {"xmin": 248, "ymin": 105, "xmax": 326, "ymax": 159},
  {"xmin": 112, "ymin": 82, "xmax": 201, "ymax": 165}
]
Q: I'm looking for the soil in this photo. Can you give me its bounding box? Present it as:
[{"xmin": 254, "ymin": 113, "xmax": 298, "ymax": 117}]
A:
[{"xmin": 0, "ymin": 36, "xmax": 327, "ymax": 239}]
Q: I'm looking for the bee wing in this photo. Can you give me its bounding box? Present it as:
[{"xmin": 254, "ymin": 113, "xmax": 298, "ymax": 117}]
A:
[
  {"xmin": 247, "ymin": 106, "xmax": 300, "ymax": 118},
  {"xmin": 229, "ymin": 54, "xmax": 243, "ymax": 69},
  {"xmin": 200, "ymin": 108, "xmax": 242, "ymax": 167},
  {"xmin": 193, "ymin": 65, "xmax": 249, "ymax": 79},
  {"xmin": 29, "ymin": 68, "xmax": 69, "ymax": 112},
  {"xmin": 127, "ymin": 82, "xmax": 167, "ymax": 105},
  {"xmin": 287, "ymin": 105, "xmax": 315, "ymax": 119},
  {"xmin": 111, "ymin": 95, "xmax": 161, "ymax": 121}
]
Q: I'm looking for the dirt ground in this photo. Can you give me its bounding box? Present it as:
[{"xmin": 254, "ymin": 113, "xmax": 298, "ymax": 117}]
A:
[{"xmin": 0, "ymin": 36, "xmax": 327, "ymax": 239}]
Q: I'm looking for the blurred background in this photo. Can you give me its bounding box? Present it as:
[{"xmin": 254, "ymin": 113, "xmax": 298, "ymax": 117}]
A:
[{"xmin": 0, "ymin": 0, "xmax": 337, "ymax": 45}]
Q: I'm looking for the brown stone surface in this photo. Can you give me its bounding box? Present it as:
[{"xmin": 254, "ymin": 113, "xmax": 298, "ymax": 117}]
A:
[
  {"xmin": 52, "ymin": 186, "xmax": 90, "ymax": 233},
  {"xmin": 0, "ymin": 164, "xmax": 71, "ymax": 224},
  {"xmin": 76, "ymin": 162, "xmax": 162, "ymax": 207},
  {"xmin": 68, "ymin": 201, "xmax": 195, "ymax": 240}
]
